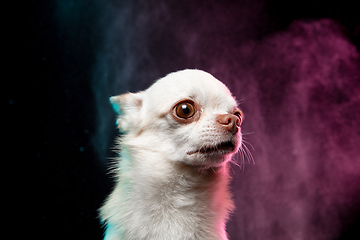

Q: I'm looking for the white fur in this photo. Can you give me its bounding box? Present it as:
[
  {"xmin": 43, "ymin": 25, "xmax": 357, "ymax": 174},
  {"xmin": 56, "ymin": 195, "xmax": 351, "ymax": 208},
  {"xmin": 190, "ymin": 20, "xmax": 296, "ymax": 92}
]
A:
[{"xmin": 100, "ymin": 69, "xmax": 243, "ymax": 240}]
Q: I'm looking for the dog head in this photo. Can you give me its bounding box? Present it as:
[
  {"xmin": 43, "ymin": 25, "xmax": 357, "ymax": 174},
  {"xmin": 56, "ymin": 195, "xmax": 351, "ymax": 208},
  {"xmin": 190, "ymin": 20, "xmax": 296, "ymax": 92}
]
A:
[{"xmin": 110, "ymin": 69, "xmax": 243, "ymax": 167}]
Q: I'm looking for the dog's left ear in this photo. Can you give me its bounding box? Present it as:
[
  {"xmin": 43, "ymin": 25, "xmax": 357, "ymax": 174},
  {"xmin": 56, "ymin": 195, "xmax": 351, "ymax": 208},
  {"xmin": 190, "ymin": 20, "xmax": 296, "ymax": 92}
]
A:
[{"xmin": 110, "ymin": 92, "xmax": 143, "ymax": 133}]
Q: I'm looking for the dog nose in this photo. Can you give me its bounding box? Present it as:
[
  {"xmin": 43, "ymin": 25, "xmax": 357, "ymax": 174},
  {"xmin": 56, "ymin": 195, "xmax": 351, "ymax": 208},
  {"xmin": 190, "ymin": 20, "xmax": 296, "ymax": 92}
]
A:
[{"xmin": 216, "ymin": 114, "xmax": 241, "ymax": 134}]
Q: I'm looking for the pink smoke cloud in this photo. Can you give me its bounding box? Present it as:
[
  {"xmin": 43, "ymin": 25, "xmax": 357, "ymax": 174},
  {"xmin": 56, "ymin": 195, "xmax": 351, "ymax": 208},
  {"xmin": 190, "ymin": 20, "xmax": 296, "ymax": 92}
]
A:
[{"xmin": 224, "ymin": 19, "xmax": 360, "ymax": 240}]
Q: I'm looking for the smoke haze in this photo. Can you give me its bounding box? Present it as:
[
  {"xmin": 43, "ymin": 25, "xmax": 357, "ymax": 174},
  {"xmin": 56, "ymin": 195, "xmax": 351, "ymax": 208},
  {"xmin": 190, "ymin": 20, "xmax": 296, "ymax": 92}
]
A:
[{"xmin": 90, "ymin": 1, "xmax": 360, "ymax": 239}]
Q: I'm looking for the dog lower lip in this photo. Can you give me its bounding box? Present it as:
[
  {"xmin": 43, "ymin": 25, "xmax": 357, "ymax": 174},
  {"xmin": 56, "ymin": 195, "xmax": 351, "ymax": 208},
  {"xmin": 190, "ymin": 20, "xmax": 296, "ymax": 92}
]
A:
[{"xmin": 188, "ymin": 140, "xmax": 235, "ymax": 155}]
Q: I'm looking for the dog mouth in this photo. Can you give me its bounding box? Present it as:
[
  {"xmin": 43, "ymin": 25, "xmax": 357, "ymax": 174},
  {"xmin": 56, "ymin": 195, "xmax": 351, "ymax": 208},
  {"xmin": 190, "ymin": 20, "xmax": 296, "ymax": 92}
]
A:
[{"xmin": 187, "ymin": 139, "xmax": 237, "ymax": 155}]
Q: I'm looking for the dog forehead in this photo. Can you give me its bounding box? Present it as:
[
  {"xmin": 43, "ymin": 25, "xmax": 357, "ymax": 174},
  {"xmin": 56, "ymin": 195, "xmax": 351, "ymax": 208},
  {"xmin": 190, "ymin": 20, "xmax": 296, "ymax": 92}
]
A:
[{"xmin": 144, "ymin": 69, "xmax": 236, "ymax": 110}]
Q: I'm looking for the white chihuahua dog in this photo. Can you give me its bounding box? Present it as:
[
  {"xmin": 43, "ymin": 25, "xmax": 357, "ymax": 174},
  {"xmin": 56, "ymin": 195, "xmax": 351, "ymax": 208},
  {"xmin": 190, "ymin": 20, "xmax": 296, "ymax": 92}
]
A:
[{"xmin": 100, "ymin": 69, "xmax": 244, "ymax": 240}]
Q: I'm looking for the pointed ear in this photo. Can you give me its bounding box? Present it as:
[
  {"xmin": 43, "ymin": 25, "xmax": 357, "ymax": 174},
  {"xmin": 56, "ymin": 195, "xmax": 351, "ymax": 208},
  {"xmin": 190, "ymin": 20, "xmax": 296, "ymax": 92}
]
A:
[{"xmin": 109, "ymin": 92, "xmax": 143, "ymax": 133}]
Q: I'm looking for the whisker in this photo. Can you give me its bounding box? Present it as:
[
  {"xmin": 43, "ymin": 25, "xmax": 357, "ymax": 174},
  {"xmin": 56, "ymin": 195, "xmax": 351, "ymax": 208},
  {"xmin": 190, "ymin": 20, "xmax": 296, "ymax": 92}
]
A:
[
  {"xmin": 241, "ymin": 141, "xmax": 255, "ymax": 164},
  {"xmin": 228, "ymin": 149, "xmax": 244, "ymax": 172},
  {"xmin": 241, "ymin": 131, "xmax": 254, "ymax": 136},
  {"xmin": 228, "ymin": 138, "xmax": 255, "ymax": 173},
  {"xmin": 238, "ymin": 148, "xmax": 246, "ymax": 172},
  {"xmin": 236, "ymin": 94, "xmax": 256, "ymax": 105},
  {"xmin": 229, "ymin": 162, "xmax": 237, "ymax": 175},
  {"xmin": 242, "ymin": 138, "xmax": 255, "ymax": 151},
  {"xmin": 229, "ymin": 156, "xmax": 244, "ymax": 174}
]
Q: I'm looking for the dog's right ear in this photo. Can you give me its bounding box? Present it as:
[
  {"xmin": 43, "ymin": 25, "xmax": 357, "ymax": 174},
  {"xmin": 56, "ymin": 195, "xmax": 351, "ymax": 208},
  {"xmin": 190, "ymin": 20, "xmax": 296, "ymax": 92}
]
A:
[{"xmin": 109, "ymin": 92, "xmax": 143, "ymax": 133}]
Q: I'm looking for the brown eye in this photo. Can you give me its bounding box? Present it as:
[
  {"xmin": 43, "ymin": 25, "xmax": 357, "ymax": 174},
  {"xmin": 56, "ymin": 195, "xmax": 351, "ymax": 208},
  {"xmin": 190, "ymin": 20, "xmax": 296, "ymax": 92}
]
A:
[{"xmin": 175, "ymin": 102, "xmax": 195, "ymax": 119}]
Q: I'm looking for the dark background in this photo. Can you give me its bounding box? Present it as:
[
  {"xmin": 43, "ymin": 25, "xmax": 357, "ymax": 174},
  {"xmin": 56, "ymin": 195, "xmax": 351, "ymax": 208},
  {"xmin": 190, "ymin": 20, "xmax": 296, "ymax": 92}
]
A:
[{"xmin": 4, "ymin": 0, "xmax": 360, "ymax": 239}]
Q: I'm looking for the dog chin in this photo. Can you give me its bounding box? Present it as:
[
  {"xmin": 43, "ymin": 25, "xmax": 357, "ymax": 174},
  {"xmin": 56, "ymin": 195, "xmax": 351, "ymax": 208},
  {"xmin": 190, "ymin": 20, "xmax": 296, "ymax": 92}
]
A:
[{"xmin": 186, "ymin": 136, "xmax": 240, "ymax": 167}]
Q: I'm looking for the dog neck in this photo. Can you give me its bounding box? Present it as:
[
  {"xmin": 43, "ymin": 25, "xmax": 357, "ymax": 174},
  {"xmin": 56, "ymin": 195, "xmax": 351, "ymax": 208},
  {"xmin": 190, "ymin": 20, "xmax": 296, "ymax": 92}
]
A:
[{"xmin": 101, "ymin": 144, "xmax": 233, "ymax": 240}]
